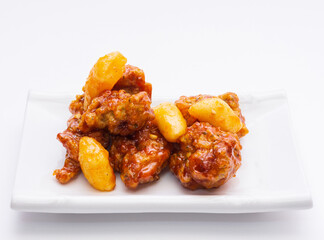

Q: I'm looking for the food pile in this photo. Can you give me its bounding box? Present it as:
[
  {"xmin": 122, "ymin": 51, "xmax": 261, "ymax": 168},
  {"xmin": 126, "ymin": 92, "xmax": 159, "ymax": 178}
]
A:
[{"xmin": 53, "ymin": 52, "xmax": 248, "ymax": 191}]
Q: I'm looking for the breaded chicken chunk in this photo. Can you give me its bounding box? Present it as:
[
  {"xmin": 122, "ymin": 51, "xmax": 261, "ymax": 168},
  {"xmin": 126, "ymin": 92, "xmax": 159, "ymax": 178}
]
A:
[
  {"xmin": 110, "ymin": 121, "xmax": 171, "ymax": 188},
  {"xmin": 169, "ymin": 122, "xmax": 242, "ymax": 190},
  {"xmin": 113, "ymin": 64, "xmax": 152, "ymax": 98},
  {"xmin": 81, "ymin": 90, "xmax": 154, "ymax": 136},
  {"xmin": 54, "ymin": 83, "xmax": 154, "ymax": 184},
  {"xmin": 53, "ymin": 94, "xmax": 110, "ymax": 184}
]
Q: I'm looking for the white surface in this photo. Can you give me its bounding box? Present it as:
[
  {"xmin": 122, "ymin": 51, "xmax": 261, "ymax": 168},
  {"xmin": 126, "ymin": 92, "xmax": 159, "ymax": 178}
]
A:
[
  {"xmin": 11, "ymin": 91, "xmax": 312, "ymax": 213},
  {"xmin": 1, "ymin": 0, "xmax": 323, "ymax": 238}
]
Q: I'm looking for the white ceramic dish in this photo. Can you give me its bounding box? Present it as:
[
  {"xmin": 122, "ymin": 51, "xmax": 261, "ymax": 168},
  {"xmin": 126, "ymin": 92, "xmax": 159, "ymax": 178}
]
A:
[{"xmin": 11, "ymin": 90, "xmax": 312, "ymax": 213}]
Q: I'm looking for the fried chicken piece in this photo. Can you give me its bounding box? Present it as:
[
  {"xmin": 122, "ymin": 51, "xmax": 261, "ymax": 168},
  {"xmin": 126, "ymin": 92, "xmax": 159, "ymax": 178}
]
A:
[
  {"xmin": 143, "ymin": 82, "xmax": 152, "ymax": 99},
  {"xmin": 110, "ymin": 121, "xmax": 171, "ymax": 188},
  {"xmin": 57, "ymin": 130, "xmax": 82, "ymax": 162},
  {"xmin": 69, "ymin": 94, "xmax": 85, "ymax": 114},
  {"xmin": 81, "ymin": 89, "xmax": 154, "ymax": 136},
  {"xmin": 169, "ymin": 122, "xmax": 242, "ymax": 190},
  {"xmin": 112, "ymin": 64, "xmax": 152, "ymax": 98},
  {"xmin": 53, "ymin": 157, "xmax": 80, "ymax": 184},
  {"xmin": 54, "ymin": 94, "xmax": 111, "ymax": 184},
  {"xmin": 175, "ymin": 92, "xmax": 248, "ymax": 137},
  {"xmin": 58, "ymin": 95, "xmax": 110, "ymax": 163}
]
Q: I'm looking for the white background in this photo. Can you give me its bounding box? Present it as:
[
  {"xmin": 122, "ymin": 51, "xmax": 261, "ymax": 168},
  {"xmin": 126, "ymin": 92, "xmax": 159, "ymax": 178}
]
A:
[{"xmin": 0, "ymin": 0, "xmax": 323, "ymax": 239}]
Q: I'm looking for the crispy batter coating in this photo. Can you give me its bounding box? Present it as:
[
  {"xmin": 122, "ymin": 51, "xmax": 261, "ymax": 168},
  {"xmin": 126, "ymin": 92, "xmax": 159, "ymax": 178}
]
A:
[
  {"xmin": 57, "ymin": 130, "xmax": 82, "ymax": 162},
  {"xmin": 69, "ymin": 94, "xmax": 85, "ymax": 114},
  {"xmin": 53, "ymin": 157, "xmax": 80, "ymax": 184},
  {"xmin": 169, "ymin": 122, "xmax": 242, "ymax": 190},
  {"xmin": 113, "ymin": 65, "xmax": 152, "ymax": 98},
  {"xmin": 110, "ymin": 121, "xmax": 171, "ymax": 188},
  {"xmin": 81, "ymin": 90, "xmax": 154, "ymax": 136},
  {"xmin": 144, "ymin": 82, "xmax": 152, "ymax": 99},
  {"xmin": 55, "ymin": 88, "xmax": 154, "ymax": 184},
  {"xmin": 175, "ymin": 92, "xmax": 248, "ymax": 137},
  {"xmin": 54, "ymin": 94, "xmax": 110, "ymax": 184},
  {"xmin": 55, "ymin": 55, "xmax": 248, "ymax": 192}
]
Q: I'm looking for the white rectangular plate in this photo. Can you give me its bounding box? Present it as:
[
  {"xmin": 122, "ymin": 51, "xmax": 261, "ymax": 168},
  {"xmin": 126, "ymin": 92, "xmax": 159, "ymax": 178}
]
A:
[{"xmin": 11, "ymin": 90, "xmax": 312, "ymax": 213}]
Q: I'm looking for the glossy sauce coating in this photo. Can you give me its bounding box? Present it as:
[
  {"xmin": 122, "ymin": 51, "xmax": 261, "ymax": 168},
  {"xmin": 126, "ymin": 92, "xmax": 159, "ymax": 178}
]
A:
[
  {"xmin": 81, "ymin": 90, "xmax": 154, "ymax": 136},
  {"xmin": 53, "ymin": 94, "xmax": 110, "ymax": 184},
  {"xmin": 112, "ymin": 64, "xmax": 152, "ymax": 98},
  {"xmin": 54, "ymin": 54, "xmax": 248, "ymax": 190},
  {"xmin": 169, "ymin": 122, "xmax": 242, "ymax": 190},
  {"xmin": 110, "ymin": 121, "xmax": 171, "ymax": 188}
]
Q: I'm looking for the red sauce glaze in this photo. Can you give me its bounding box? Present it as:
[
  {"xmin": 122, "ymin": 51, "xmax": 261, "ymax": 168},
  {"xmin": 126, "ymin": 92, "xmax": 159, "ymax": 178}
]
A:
[
  {"xmin": 53, "ymin": 94, "xmax": 110, "ymax": 184},
  {"xmin": 81, "ymin": 90, "xmax": 154, "ymax": 136},
  {"xmin": 112, "ymin": 64, "xmax": 152, "ymax": 98},
  {"xmin": 169, "ymin": 122, "xmax": 242, "ymax": 190},
  {"xmin": 110, "ymin": 121, "xmax": 171, "ymax": 188}
]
